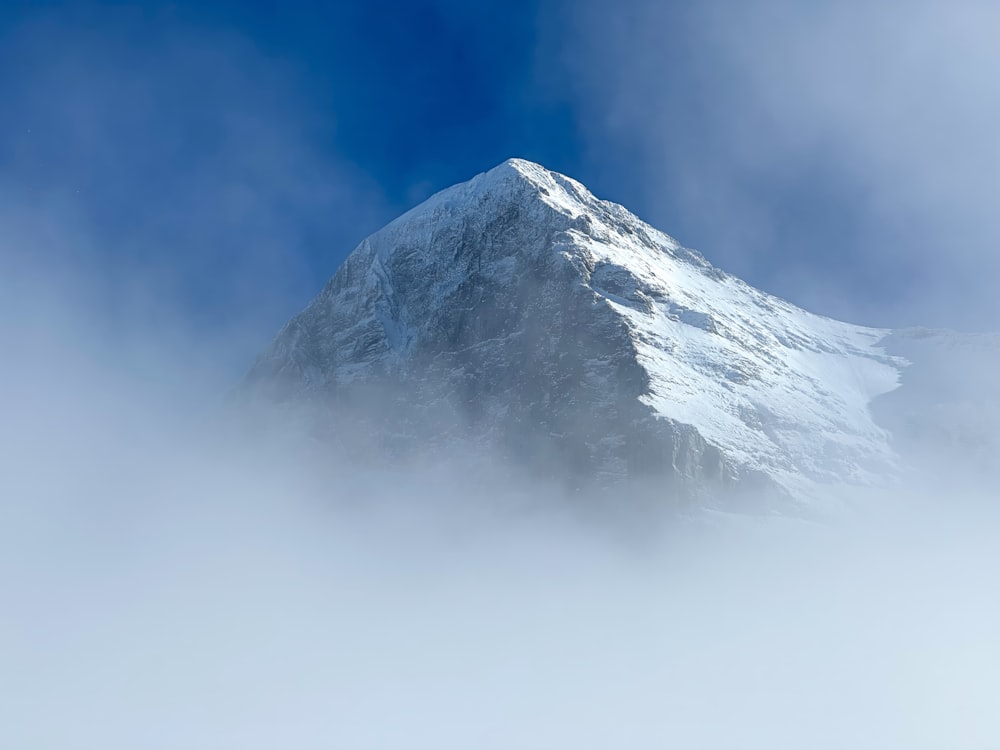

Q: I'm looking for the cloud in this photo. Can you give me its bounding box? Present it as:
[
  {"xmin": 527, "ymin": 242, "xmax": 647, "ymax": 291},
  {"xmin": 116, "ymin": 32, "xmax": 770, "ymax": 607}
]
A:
[
  {"xmin": 3, "ymin": 320, "xmax": 1000, "ymax": 748},
  {"xmin": 547, "ymin": 1, "xmax": 1000, "ymax": 329},
  {"xmin": 0, "ymin": 8, "xmax": 389, "ymax": 376},
  {"xmin": 3, "ymin": 210, "xmax": 1000, "ymax": 748}
]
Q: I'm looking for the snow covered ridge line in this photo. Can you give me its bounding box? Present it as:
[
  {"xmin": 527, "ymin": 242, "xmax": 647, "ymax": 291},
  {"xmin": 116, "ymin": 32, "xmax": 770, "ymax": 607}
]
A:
[{"xmin": 242, "ymin": 159, "xmax": 1000, "ymax": 509}]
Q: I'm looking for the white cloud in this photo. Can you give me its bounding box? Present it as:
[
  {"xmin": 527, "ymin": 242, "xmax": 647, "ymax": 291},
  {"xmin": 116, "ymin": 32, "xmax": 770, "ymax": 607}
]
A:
[
  {"xmin": 3, "ymin": 237, "xmax": 1000, "ymax": 749},
  {"xmin": 0, "ymin": 11, "xmax": 388, "ymax": 375},
  {"xmin": 549, "ymin": 1, "xmax": 1000, "ymax": 329}
]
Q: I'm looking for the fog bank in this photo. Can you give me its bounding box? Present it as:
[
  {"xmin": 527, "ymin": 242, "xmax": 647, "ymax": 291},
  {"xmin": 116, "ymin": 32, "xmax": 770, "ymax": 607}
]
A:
[{"xmin": 2, "ymin": 269, "xmax": 999, "ymax": 750}]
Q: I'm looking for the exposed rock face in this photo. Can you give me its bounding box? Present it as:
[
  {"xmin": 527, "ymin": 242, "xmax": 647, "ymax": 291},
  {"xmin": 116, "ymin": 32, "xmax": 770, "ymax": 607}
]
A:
[{"xmin": 241, "ymin": 159, "xmax": 966, "ymax": 508}]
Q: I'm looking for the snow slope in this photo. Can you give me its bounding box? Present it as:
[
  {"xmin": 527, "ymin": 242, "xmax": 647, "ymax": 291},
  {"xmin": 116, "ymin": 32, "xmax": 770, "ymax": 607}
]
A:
[{"xmin": 490, "ymin": 161, "xmax": 905, "ymax": 496}]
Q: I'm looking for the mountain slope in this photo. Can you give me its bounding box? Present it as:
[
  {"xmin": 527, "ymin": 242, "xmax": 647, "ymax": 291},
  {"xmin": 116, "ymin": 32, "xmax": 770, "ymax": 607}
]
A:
[{"xmin": 243, "ymin": 159, "xmax": 914, "ymax": 506}]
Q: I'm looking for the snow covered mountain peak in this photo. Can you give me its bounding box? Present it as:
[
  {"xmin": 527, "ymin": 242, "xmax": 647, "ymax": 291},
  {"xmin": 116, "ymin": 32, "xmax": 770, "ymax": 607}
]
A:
[
  {"xmin": 453, "ymin": 157, "xmax": 597, "ymax": 208},
  {"xmin": 241, "ymin": 159, "xmax": 997, "ymax": 509},
  {"xmin": 375, "ymin": 157, "xmax": 714, "ymax": 286}
]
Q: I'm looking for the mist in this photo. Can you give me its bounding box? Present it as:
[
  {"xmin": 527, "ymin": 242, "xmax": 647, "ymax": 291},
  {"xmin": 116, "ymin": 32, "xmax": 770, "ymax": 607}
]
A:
[
  {"xmin": 3, "ymin": 228, "xmax": 1000, "ymax": 750},
  {"xmin": 548, "ymin": 0, "xmax": 1000, "ymax": 331}
]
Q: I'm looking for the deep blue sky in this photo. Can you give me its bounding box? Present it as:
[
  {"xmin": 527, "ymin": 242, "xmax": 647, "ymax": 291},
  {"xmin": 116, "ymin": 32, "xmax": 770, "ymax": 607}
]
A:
[{"xmin": 2, "ymin": 0, "xmax": 998, "ymax": 372}]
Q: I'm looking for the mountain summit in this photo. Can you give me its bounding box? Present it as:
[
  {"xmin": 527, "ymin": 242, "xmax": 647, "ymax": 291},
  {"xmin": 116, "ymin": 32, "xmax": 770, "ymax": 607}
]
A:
[{"xmin": 241, "ymin": 159, "xmax": 997, "ymax": 508}]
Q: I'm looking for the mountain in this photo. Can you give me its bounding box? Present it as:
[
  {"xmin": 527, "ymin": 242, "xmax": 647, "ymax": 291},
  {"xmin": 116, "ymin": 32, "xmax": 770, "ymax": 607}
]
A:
[{"xmin": 240, "ymin": 159, "xmax": 1000, "ymax": 509}]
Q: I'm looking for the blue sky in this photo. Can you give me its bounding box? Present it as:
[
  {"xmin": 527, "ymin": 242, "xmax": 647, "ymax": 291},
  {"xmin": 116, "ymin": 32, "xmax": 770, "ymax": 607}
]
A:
[{"xmin": 2, "ymin": 0, "xmax": 999, "ymax": 374}]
